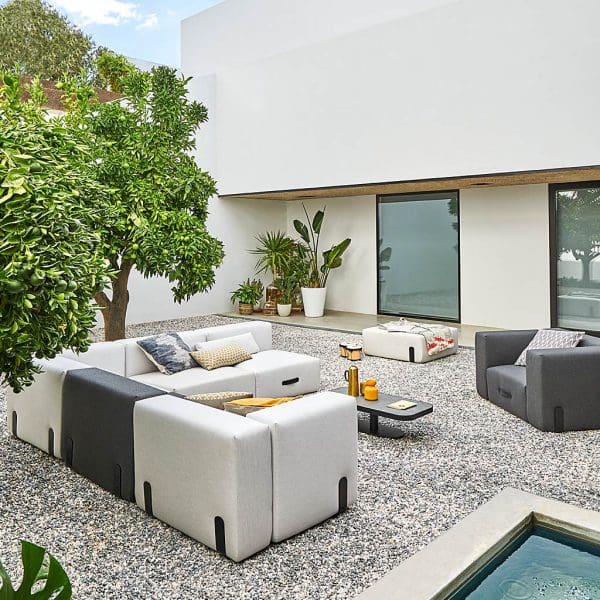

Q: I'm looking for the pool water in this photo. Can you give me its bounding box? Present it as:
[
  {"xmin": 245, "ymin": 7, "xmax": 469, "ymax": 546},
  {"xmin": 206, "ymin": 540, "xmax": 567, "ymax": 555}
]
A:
[{"xmin": 448, "ymin": 525, "xmax": 600, "ymax": 599}]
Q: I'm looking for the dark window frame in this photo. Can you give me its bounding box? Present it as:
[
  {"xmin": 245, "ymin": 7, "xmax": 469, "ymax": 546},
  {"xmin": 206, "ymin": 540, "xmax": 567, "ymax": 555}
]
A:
[
  {"xmin": 549, "ymin": 181, "xmax": 600, "ymax": 335},
  {"xmin": 376, "ymin": 190, "xmax": 461, "ymax": 323}
]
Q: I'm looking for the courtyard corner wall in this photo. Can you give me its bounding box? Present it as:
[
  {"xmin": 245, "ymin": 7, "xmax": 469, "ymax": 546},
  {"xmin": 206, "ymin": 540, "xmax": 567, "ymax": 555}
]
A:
[
  {"xmin": 460, "ymin": 185, "xmax": 550, "ymax": 329},
  {"xmin": 286, "ymin": 196, "xmax": 377, "ymax": 315}
]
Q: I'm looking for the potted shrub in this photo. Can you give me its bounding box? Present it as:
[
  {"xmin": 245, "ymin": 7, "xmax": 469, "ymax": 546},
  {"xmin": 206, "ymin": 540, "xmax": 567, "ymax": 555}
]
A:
[
  {"xmin": 293, "ymin": 205, "xmax": 351, "ymax": 317},
  {"xmin": 274, "ymin": 276, "xmax": 296, "ymax": 316},
  {"xmin": 230, "ymin": 279, "xmax": 264, "ymax": 315},
  {"xmin": 250, "ymin": 231, "xmax": 295, "ymax": 304}
]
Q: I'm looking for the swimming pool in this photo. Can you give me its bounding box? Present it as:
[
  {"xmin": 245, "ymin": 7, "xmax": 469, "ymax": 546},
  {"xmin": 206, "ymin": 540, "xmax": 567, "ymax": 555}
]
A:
[{"xmin": 448, "ymin": 524, "xmax": 600, "ymax": 600}]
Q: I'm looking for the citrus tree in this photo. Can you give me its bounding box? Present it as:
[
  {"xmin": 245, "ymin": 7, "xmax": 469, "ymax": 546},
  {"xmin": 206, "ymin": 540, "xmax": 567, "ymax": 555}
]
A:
[
  {"xmin": 77, "ymin": 62, "xmax": 224, "ymax": 340},
  {"xmin": 0, "ymin": 72, "xmax": 110, "ymax": 392}
]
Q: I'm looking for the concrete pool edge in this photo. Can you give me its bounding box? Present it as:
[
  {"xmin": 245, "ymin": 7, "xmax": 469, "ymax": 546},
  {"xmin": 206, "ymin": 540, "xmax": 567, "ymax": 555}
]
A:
[{"xmin": 355, "ymin": 488, "xmax": 600, "ymax": 600}]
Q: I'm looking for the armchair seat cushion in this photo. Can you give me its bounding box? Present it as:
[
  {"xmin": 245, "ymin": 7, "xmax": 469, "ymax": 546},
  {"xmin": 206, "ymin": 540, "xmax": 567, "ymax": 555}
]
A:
[
  {"xmin": 233, "ymin": 350, "xmax": 320, "ymax": 397},
  {"xmin": 130, "ymin": 366, "xmax": 254, "ymax": 396},
  {"xmin": 486, "ymin": 365, "xmax": 527, "ymax": 421}
]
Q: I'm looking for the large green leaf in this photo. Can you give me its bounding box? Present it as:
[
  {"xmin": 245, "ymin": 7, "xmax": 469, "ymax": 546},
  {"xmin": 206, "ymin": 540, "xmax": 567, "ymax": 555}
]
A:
[
  {"xmin": 0, "ymin": 541, "xmax": 71, "ymax": 600},
  {"xmin": 311, "ymin": 209, "xmax": 324, "ymax": 234},
  {"xmin": 293, "ymin": 219, "xmax": 310, "ymax": 244}
]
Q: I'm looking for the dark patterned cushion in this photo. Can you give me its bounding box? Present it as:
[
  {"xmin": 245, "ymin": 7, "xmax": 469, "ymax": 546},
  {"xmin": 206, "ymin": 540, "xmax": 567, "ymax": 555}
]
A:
[
  {"xmin": 515, "ymin": 329, "xmax": 585, "ymax": 366},
  {"xmin": 137, "ymin": 333, "xmax": 196, "ymax": 375}
]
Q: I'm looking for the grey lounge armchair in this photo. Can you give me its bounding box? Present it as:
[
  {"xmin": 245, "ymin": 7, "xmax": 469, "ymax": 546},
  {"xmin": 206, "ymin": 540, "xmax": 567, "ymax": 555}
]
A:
[{"xmin": 475, "ymin": 330, "xmax": 600, "ymax": 432}]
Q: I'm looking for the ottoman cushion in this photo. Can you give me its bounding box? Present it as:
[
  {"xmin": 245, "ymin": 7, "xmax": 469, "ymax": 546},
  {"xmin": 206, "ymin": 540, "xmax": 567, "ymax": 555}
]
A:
[{"xmin": 234, "ymin": 350, "xmax": 320, "ymax": 397}]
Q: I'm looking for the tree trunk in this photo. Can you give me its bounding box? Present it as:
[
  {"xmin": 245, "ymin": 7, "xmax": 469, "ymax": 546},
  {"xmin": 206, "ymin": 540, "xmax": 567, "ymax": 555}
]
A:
[
  {"xmin": 580, "ymin": 255, "xmax": 592, "ymax": 286},
  {"xmin": 95, "ymin": 261, "xmax": 133, "ymax": 341}
]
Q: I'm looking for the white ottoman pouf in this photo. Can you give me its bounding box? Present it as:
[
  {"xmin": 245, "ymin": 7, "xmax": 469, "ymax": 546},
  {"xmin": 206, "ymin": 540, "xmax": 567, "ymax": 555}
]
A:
[
  {"xmin": 6, "ymin": 356, "xmax": 90, "ymax": 458},
  {"xmin": 363, "ymin": 325, "xmax": 458, "ymax": 363},
  {"xmin": 248, "ymin": 392, "xmax": 357, "ymax": 542},
  {"xmin": 234, "ymin": 349, "xmax": 320, "ymax": 397},
  {"xmin": 133, "ymin": 395, "xmax": 273, "ymax": 562}
]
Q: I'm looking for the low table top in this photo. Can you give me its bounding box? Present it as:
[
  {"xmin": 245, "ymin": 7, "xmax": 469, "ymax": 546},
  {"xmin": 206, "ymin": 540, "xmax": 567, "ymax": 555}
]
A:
[{"xmin": 331, "ymin": 387, "xmax": 433, "ymax": 421}]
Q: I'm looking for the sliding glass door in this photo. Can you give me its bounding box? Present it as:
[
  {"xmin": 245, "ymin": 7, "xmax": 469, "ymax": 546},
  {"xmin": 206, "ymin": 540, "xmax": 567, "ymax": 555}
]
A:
[
  {"xmin": 377, "ymin": 191, "xmax": 460, "ymax": 321},
  {"xmin": 551, "ymin": 183, "xmax": 600, "ymax": 333}
]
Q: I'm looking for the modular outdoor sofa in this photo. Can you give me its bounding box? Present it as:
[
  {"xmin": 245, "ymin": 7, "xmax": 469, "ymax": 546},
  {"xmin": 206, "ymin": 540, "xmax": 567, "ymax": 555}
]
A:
[
  {"xmin": 7, "ymin": 321, "xmax": 358, "ymax": 561},
  {"xmin": 475, "ymin": 329, "xmax": 600, "ymax": 432}
]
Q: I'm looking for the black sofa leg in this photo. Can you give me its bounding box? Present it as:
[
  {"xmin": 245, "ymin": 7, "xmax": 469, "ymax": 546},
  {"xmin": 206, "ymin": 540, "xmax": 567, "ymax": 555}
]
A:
[
  {"xmin": 409, "ymin": 347, "xmax": 415, "ymax": 362},
  {"xmin": 65, "ymin": 438, "xmax": 74, "ymax": 467},
  {"xmin": 143, "ymin": 482, "xmax": 153, "ymax": 516},
  {"xmin": 338, "ymin": 477, "xmax": 348, "ymax": 513},
  {"xmin": 11, "ymin": 411, "xmax": 17, "ymax": 436},
  {"xmin": 48, "ymin": 428, "xmax": 54, "ymax": 457},
  {"xmin": 215, "ymin": 517, "xmax": 226, "ymax": 555},
  {"xmin": 554, "ymin": 407, "xmax": 564, "ymax": 433}
]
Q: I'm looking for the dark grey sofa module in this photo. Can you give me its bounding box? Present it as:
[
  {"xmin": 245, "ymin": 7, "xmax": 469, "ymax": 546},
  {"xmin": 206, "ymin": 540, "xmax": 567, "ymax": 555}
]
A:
[
  {"xmin": 61, "ymin": 368, "xmax": 164, "ymax": 500},
  {"xmin": 475, "ymin": 330, "xmax": 600, "ymax": 432}
]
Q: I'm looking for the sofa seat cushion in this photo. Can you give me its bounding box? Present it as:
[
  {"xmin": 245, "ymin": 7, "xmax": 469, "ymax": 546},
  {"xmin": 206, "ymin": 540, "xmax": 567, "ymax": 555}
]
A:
[
  {"xmin": 233, "ymin": 350, "xmax": 320, "ymax": 397},
  {"xmin": 486, "ymin": 365, "xmax": 528, "ymax": 420},
  {"xmin": 130, "ymin": 366, "xmax": 254, "ymax": 397}
]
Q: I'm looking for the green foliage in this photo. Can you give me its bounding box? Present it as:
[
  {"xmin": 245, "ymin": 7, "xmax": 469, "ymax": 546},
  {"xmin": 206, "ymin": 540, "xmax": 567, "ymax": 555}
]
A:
[
  {"xmin": 557, "ymin": 188, "xmax": 600, "ymax": 284},
  {"xmin": 250, "ymin": 231, "xmax": 295, "ymax": 281},
  {"xmin": 0, "ymin": 71, "xmax": 110, "ymax": 392},
  {"xmin": 0, "ymin": 0, "xmax": 95, "ymax": 80},
  {"xmin": 96, "ymin": 51, "xmax": 134, "ymax": 93},
  {"xmin": 293, "ymin": 204, "xmax": 351, "ymax": 287},
  {"xmin": 230, "ymin": 279, "xmax": 264, "ymax": 306},
  {"xmin": 0, "ymin": 540, "xmax": 71, "ymax": 599},
  {"xmin": 69, "ymin": 62, "xmax": 223, "ymax": 339}
]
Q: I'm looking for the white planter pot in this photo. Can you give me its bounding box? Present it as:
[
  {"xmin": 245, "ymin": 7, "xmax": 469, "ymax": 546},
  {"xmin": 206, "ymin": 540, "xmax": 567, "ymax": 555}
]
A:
[
  {"xmin": 277, "ymin": 303, "xmax": 292, "ymax": 317},
  {"xmin": 301, "ymin": 287, "xmax": 327, "ymax": 317}
]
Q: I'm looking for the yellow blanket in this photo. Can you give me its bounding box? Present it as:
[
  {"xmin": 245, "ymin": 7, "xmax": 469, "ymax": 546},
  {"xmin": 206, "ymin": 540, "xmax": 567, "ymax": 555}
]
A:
[{"xmin": 227, "ymin": 396, "xmax": 302, "ymax": 407}]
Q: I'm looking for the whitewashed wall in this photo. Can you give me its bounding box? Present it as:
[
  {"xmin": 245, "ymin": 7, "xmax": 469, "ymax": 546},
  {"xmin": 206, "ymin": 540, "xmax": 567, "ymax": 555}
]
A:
[
  {"xmin": 184, "ymin": 0, "xmax": 600, "ymax": 195},
  {"xmin": 460, "ymin": 185, "xmax": 550, "ymax": 329},
  {"xmin": 285, "ymin": 196, "xmax": 377, "ymax": 314}
]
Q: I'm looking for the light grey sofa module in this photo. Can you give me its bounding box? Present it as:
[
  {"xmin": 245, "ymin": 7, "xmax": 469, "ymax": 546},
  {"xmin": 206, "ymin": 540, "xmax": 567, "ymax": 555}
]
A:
[
  {"xmin": 248, "ymin": 392, "xmax": 358, "ymax": 542},
  {"xmin": 6, "ymin": 356, "xmax": 91, "ymax": 458},
  {"xmin": 475, "ymin": 330, "xmax": 600, "ymax": 432},
  {"xmin": 235, "ymin": 350, "xmax": 321, "ymax": 397},
  {"xmin": 134, "ymin": 394, "xmax": 273, "ymax": 562}
]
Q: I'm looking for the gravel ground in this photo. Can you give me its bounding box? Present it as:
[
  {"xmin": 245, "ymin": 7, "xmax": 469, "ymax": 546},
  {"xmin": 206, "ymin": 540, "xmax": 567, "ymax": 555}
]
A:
[{"xmin": 1, "ymin": 314, "xmax": 599, "ymax": 599}]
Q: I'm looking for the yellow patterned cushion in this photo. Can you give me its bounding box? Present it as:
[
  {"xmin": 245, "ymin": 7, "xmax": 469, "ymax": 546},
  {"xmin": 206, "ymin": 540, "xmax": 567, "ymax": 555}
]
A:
[
  {"xmin": 189, "ymin": 342, "xmax": 251, "ymax": 370},
  {"xmin": 186, "ymin": 391, "xmax": 253, "ymax": 410},
  {"xmin": 223, "ymin": 396, "xmax": 301, "ymax": 416}
]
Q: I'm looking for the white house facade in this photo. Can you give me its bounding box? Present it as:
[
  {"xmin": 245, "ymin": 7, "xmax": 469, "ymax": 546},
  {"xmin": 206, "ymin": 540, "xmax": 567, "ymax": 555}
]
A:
[{"xmin": 133, "ymin": 0, "xmax": 600, "ymax": 333}]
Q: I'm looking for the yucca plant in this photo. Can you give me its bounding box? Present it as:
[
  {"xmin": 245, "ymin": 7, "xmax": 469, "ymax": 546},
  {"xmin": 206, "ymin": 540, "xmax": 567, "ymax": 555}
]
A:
[
  {"xmin": 0, "ymin": 540, "xmax": 72, "ymax": 599},
  {"xmin": 250, "ymin": 231, "xmax": 295, "ymax": 282}
]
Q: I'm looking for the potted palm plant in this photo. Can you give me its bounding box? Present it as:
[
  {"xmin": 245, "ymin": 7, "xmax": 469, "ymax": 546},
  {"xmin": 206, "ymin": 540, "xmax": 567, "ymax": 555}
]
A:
[
  {"xmin": 293, "ymin": 205, "xmax": 351, "ymax": 317},
  {"xmin": 230, "ymin": 279, "xmax": 264, "ymax": 315},
  {"xmin": 250, "ymin": 231, "xmax": 295, "ymax": 304}
]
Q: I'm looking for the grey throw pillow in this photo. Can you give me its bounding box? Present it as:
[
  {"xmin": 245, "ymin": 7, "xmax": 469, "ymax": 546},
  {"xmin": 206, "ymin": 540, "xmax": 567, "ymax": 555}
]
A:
[
  {"xmin": 137, "ymin": 332, "xmax": 196, "ymax": 375},
  {"xmin": 515, "ymin": 329, "xmax": 585, "ymax": 366}
]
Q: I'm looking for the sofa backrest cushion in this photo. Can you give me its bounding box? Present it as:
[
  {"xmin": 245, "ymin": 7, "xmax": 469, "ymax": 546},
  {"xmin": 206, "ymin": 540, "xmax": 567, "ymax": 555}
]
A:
[
  {"xmin": 194, "ymin": 332, "xmax": 260, "ymax": 355},
  {"xmin": 579, "ymin": 334, "xmax": 600, "ymax": 347},
  {"xmin": 206, "ymin": 321, "xmax": 272, "ymax": 352},
  {"xmin": 178, "ymin": 329, "xmax": 209, "ymax": 349},
  {"xmin": 61, "ymin": 341, "xmax": 126, "ymax": 376},
  {"xmin": 122, "ymin": 337, "xmax": 160, "ymax": 377}
]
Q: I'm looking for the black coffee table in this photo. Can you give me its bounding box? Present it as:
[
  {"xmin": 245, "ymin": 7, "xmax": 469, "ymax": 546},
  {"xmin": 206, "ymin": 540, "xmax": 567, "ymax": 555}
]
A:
[{"xmin": 332, "ymin": 387, "xmax": 433, "ymax": 438}]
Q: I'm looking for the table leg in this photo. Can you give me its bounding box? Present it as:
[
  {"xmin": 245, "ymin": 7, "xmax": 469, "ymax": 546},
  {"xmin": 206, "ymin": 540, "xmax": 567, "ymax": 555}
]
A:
[{"xmin": 370, "ymin": 414, "xmax": 379, "ymax": 435}]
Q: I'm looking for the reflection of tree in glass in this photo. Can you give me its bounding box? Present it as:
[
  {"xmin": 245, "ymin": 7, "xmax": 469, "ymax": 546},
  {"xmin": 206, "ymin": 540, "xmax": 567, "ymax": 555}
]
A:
[
  {"xmin": 378, "ymin": 238, "xmax": 392, "ymax": 284},
  {"xmin": 447, "ymin": 198, "xmax": 459, "ymax": 252},
  {"xmin": 558, "ymin": 189, "xmax": 600, "ymax": 286}
]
